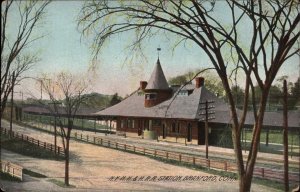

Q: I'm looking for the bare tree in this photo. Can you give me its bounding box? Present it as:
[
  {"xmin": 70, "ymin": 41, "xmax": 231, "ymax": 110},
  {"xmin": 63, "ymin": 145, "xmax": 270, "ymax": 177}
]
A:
[
  {"xmin": 0, "ymin": 0, "xmax": 50, "ymax": 164},
  {"xmin": 1, "ymin": 0, "xmax": 50, "ymax": 118},
  {"xmin": 78, "ymin": 1, "xmax": 300, "ymax": 191},
  {"xmin": 40, "ymin": 71, "xmax": 89, "ymax": 186}
]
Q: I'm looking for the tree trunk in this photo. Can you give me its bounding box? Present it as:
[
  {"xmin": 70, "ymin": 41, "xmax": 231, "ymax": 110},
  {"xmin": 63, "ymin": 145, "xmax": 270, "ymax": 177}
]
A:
[
  {"xmin": 239, "ymin": 175, "xmax": 251, "ymax": 192},
  {"xmin": 64, "ymin": 119, "xmax": 73, "ymax": 186},
  {"xmin": 0, "ymin": 95, "xmax": 9, "ymax": 119},
  {"xmin": 283, "ymin": 80, "xmax": 289, "ymax": 192},
  {"xmin": 240, "ymin": 90, "xmax": 269, "ymax": 192},
  {"xmin": 64, "ymin": 137, "xmax": 70, "ymax": 186}
]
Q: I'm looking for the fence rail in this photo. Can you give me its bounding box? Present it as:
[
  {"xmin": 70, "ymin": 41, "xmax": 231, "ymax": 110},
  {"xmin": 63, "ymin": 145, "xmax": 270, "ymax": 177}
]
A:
[
  {"xmin": 1, "ymin": 127, "xmax": 64, "ymax": 156},
  {"xmin": 0, "ymin": 160, "xmax": 23, "ymax": 181},
  {"xmin": 71, "ymin": 131, "xmax": 299, "ymax": 184},
  {"xmin": 2, "ymin": 121, "xmax": 298, "ymax": 184}
]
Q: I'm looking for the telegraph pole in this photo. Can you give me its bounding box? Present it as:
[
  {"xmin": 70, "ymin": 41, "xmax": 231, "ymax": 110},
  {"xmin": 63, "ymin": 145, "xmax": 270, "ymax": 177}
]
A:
[
  {"xmin": 199, "ymin": 100, "xmax": 215, "ymax": 159},
  {"xmin": 205, "ymin": 101, "xmax": 209, "ymax": 159},
  {"xmin": 49, "ymin": 101, "xmax": 62, "ymax": 155},
  {"xmin": 9, "ymin": 72, "xmax": 15, "ymax": 138},
  {"xmin": 54, "ymin": 113, "xmax": 57, "ymax": 154},
  {"xmin": 40, "ymin": 79, "xmax": 43, "ymax": 100}
]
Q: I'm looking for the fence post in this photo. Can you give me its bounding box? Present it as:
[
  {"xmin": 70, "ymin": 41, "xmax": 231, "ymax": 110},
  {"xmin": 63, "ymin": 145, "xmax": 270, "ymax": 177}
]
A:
[
  {"xmin": 124, "ymin": 144, "xmax": 127, "ymax": 151},
  {"xmin": 133, "ymin": 146, "xmax": 136, "ymax": 153},
  {"xmin": 262, "ymin": 168, "xmax": 264, "ymax": 178},
  {"xmin": 100, "ymin": 138, "xmax": 103, "ymax": 145},
  {"xmin": 94, "ymin": 137, "xmax": 96, "ymax": 144},
  {"xmin": 21, "ymin": 134, "xmax": 24, "ymax": 141},
  {"xmin": 81, "ymin": 133, "xmax": 82, "ymax": 140},
  {"xmin": 44, "ymin": 142, "xmax": 46, "ymax": 148},
  {"xmin": 116, "ymin": 142, "xmax": 118, "ymax": 149},
  {"xmin": 154, "ymin": 150, "xmax": 157, "ymax": 157},
  {"xmin": 207, "ymin": 159, "xmax": 210, "ymax": 169},
  {"xmin": 224, "ymin": 162, "xmax": 227, "ymax": 172},
  {"xmin": 108, "ymin": 140, "xmax": 110, "ymax": 147},
  {"xmin": 179, "ymin": 154, "xmax": 181, "ymax": 162},
  {"xmin": 166, "ymin": 152, "xmax": 168, "ymax": 159},
  {"xmin": 37, "ymin": 140, "xmax": 39, "ymax": 147},
  {"xmin": 75, "ymin": 132, "xmax": 77, "ymax": 139},
  {"xmin": 193, "ymin": 157, "xmax": 195, "ymax": 165},
  {"xmin": 50, "ymin": 144, "xmax": 53, "ymax": 151}
]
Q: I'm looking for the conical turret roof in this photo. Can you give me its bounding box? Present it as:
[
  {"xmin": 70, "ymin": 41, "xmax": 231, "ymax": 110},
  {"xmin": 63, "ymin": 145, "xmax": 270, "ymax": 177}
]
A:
[{"xmin": 146, "ymin": 59, "xmax": 169, "ymax": 90}]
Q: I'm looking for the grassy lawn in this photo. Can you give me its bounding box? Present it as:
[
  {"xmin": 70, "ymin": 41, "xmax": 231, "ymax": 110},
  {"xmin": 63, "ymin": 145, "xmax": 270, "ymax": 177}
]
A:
[
  {"xmin": 244, "ymin": 129, "xmax": 299, "ymax": 146},
  {"xmin": 48, "ymin": 179, "xmax": 76, "ymax": 188},
  {"xmin": 148, "ymin": 154, "xmax": 286, "ymax": 191},
  {"xmin": 1, "ymin": 134, "xmax": 64, "ymax": 161},
  {"xmin": 23, "ymin": 169, "xmax": 47, "ymax": 178}
]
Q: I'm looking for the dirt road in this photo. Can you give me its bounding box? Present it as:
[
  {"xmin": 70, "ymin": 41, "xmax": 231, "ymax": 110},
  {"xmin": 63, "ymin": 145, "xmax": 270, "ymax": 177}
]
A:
[{"xmin": 0, "ymin": 121, "xmax": 280, "ymax": 191}]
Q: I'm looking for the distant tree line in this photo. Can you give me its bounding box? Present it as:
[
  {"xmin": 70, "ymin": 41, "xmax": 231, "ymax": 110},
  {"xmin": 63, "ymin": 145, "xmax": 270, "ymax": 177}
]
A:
[{"xmin": 169, "ymin": 71, "xmax": 300, "ymax": 110}]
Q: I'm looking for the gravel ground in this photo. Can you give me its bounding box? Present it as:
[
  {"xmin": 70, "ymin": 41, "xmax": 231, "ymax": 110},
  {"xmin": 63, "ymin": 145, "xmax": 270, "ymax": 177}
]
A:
[{"xmin": 0, "ymin": 121, "xmax": 281, "ymax": 192}]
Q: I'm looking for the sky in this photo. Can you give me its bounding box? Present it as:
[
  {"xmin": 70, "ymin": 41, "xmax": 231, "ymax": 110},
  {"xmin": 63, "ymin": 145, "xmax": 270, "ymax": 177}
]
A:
[{"xmin": 8, "ymin": 1, "xmax": 300, "ymax": 98}]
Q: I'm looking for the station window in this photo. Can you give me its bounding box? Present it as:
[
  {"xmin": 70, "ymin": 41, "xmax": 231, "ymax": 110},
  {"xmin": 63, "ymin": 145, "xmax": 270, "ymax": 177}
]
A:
[
  {"xmin": 153, "ymin": 119, "xmax": 161, "ymax": 126},
  {"xmin": 145, "ymin": 93, "xmax": 157, "ymax": 100},
  {"xmin": 128, "ymin": 119, "xmax": 135, "ymax": 128},
  {"xmin": 172, "ymin": 122, "xmax": 176, "ymax": 132}
]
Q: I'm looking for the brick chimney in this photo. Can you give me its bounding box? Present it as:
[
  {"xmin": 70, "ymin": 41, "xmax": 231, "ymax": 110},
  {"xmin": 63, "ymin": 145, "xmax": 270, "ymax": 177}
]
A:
[
  {"xmin": 140, "ymin": 81, "xmax": 148, "ymax": 90},
  {"xmin": 195, "ymin": 77, "xmax": 204, "ymax": 88}
]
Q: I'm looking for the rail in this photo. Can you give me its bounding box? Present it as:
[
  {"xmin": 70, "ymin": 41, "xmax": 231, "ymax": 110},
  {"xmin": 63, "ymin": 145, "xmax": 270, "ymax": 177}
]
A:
[
  {"xmin": 1, "ymin": 127, "xmax": 64, "ymax": 157},
  {"xmin": 71, "ymin": 131, "xmax": 299, "ymax": 184},
  {"xmin": 0, "ymin": 160, "xmax": 23, "ymax": 181}
]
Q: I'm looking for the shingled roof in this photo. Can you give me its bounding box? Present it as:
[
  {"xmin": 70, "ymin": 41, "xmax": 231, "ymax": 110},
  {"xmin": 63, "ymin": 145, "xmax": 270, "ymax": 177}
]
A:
[
  {"xmin": 22, "ymin": 104, "xmax": 99, "ymax": 118},
  {"xmin": 94, "ymin": 84, "xmax": 229, "ymax": 120},
  {"xmin": 94, "ymin": 84, "xmax": 300, "ymax": 128},
  {"xmin": 145, "ymin": 59, "xmax": 169, "ymax": 90}
]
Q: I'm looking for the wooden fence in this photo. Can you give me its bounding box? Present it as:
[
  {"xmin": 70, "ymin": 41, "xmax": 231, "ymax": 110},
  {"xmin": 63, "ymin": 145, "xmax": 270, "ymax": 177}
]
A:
[
  {"xmin": 1, "ymin": 127, "xmax": 64, "ymax": 156},
  {"xmin": 72, "ymin": 132, "xmax": 299, "ymax": 184},
  {"xmin": 0, "ymin": 160, "xmax": 23, "ymax": 181},
  {"xmin": 2, "ymin": 122, "xmax": 298, "ymax": 184}
]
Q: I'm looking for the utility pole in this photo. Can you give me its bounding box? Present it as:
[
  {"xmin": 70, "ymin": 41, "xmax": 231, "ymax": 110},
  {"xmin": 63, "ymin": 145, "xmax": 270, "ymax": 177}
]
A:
[
  {"xmin": 20, "ymin": 91, "xmax": 23, "ymax": 121},
  {"xmin": 199, "ymin": 100, "xmax": 215, "ymax": 159},
  {"xmin": 54, "ymin": 114, "xmax": 57, "ymax": 154},
  {"xmin": 9, "ymin": 72, "xmax": 15, "ymax": 138},
  {"xmin": 38, "ymin": 77, "xmax": 50, "ymax": 100},
  {"xmin": 49, "ymin": 101, "xmax": 62, "ymax": 155},
  {"xmin": 205, "ymin": 101, "xmax": 209, "ymax": 159},
  {"xmin": 40, "ymin": 79, "xmax": 43, "ymax": 100},
  {"xmin": 283, "ymin": 80, "xmax": 289, "ymax": 192}
]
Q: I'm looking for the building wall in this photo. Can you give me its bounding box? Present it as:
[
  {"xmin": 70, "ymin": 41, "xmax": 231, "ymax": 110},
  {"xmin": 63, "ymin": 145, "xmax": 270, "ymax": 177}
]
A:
[{"xmin": 116, "ymin": 117, "xmax": 201, "ymax": 142}]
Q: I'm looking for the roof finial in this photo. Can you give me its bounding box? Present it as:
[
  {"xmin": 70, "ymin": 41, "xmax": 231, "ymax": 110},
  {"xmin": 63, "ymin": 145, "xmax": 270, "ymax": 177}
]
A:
[{"xmin": 157, "ymin": 47, "xmax": 161, "ymax": 59}]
